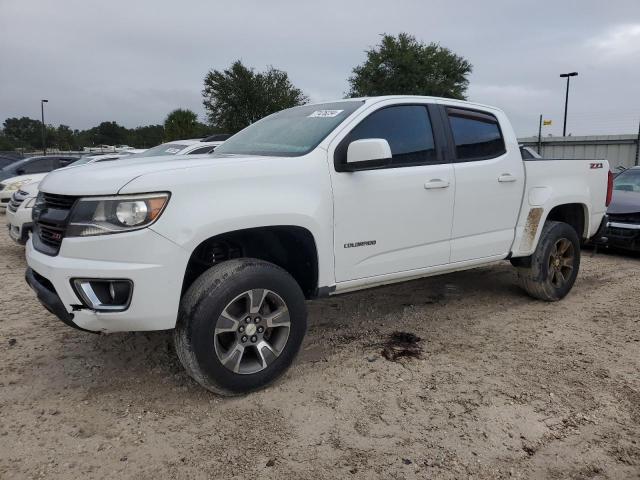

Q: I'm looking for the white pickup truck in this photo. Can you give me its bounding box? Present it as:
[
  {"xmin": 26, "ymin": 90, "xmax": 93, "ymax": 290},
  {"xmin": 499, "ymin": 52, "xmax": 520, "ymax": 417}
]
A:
[{"xmin": 25, "ymin": 96, "xmax": 612, "ymax": 395}]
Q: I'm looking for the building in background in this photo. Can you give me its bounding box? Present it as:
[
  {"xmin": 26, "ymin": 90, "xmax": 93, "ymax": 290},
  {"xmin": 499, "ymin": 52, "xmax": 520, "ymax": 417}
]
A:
[{"xmin": 518, "ymin": 135, "xmax": 639, "ymax": 169}]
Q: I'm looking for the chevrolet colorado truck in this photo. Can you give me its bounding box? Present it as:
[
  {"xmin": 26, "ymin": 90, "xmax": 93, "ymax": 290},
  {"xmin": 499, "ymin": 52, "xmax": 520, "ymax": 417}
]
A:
[{"xmin": 25, "ymin": 96, "xmax": 612, "ymax": 395}]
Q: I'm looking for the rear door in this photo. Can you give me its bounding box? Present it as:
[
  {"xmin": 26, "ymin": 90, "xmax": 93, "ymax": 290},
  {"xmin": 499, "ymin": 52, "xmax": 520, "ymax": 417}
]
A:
[
  {"xmin": 330, "ymin": 102, "xmax": 455, "ymax": 282},
  {"xmin": 442, "ymin": 105, "xmax": 524, "ymax": 262}
]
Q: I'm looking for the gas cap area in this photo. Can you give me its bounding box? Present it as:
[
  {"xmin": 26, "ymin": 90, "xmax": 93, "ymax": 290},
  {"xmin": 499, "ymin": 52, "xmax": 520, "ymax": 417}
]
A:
[{"xmin": 528, "ymin": 186, "xmax": 552, "ymax": 206}]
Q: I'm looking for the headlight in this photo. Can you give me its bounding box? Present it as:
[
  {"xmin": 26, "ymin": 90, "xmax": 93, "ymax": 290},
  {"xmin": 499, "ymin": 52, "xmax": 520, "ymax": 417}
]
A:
[
  {"xmin": 6, "ymin": 179, "xmax": 31, "ymax": 191},
  {"xmin": 66, "ymin": 193, "xmax": 170, "ymax": 237}
]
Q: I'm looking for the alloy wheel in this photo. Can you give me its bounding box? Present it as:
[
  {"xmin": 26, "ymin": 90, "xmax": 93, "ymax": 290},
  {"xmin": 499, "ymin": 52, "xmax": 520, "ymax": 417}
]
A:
[
  {"xmin": 548, "ymin": 238, "xmax": 575, "ymax": 288},
  {"xmin": 213, "ymin": 289, "xmax": 291, "ymax": 375}
]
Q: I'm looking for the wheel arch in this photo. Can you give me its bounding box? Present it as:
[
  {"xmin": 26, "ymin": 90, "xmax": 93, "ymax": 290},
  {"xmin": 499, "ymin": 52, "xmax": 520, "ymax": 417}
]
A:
[
  {"xmin": 181, "ymin": 225, "xmax": 320, "ymax": 299},
  {"xmin": 544, "ymin": 202, "xmax": 589, "ymax": 239}
]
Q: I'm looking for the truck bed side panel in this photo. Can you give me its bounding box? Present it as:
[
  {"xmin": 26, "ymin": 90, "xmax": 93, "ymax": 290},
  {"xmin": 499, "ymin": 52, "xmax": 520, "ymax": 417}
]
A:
[{"xmin": 511, "ymin": 159, "xmax": 609, "ymax": 257}]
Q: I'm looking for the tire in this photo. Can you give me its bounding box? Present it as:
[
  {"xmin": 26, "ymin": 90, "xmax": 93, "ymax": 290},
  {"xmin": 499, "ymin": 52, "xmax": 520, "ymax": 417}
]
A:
[
  {"xmin": 515, "ymin": 221, "xmax": 581, "ymax": 301},
  {"xmin": 174, "ymin": 258, "xmax": 307, "ymax": 395}
]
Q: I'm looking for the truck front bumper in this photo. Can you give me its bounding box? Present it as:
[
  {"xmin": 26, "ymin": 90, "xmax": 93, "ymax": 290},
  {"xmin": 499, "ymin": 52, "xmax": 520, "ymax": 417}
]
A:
[
  {"xmin": 25, "ymin": 228, "xmax": 189, "ymax": 333},
  {"xmin": 602, "ymin": 221, "xmax": 640, "ymax": 252}
]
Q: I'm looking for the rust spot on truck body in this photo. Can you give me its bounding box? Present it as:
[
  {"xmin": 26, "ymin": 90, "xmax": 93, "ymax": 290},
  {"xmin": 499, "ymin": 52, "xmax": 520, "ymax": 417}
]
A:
[{"xmin": 521, "ymin": 208, "xmax": 544, "ymax": 252}]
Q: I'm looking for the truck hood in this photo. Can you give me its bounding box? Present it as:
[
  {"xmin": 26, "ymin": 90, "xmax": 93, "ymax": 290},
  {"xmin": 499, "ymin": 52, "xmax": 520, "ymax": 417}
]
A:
[
  {"xmin": 607, "ymin": 190, "xmax": 640, "ymax": 215},
  {"xmin": 38, "ymin": 154, "xmax": 239, "ymax": 195}
]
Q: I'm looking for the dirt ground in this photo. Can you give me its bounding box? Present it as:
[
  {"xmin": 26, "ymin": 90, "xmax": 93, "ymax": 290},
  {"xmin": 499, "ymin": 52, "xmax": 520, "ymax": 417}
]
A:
[{"xmin": 1, "ymin": 225, "xmax": 639, "ymax": 480}]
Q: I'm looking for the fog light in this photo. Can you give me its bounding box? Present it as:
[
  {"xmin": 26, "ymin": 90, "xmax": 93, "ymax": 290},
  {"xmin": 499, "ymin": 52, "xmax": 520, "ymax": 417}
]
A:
[{"xmin": 72, "ymin": 279, "xmax": 133, "ymax": 311}]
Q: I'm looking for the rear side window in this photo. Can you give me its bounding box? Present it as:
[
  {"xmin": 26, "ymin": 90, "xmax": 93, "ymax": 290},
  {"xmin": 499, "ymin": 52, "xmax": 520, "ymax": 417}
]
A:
[
  {"xmin": 447, "ymin": 108, "xmax": 505, "ymax": 161},
  {"xmin": 337, "ymin": 105, "xmax": 437, "ymax": 168},
  {"xmin": 22, "ymin": 158, "xmax": 55, "ymax": 174},
  {"xmin": 57, "ymin": 157, "xmax": 76, "ymax": 167}
]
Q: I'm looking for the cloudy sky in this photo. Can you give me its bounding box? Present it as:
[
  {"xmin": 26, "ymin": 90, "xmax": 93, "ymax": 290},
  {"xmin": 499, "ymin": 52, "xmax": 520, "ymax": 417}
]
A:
[{"xmin": 1, "ymin": 0, "xmax": 639, "ymax": 137}]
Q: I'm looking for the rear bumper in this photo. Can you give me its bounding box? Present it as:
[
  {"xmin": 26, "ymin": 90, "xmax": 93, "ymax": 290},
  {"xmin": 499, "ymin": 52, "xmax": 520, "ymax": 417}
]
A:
[{"xmin": 590, "ymin": 214, "xmax": 609, "ymax": 244}]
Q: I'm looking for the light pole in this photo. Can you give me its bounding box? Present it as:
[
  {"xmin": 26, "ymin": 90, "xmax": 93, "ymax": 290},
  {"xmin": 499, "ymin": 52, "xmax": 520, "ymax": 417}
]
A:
[
  {"xmin": 41, "ymin": 99, "xmax": 49, "ymax": 155},
  {"xmin": 559, "ymin": 72, "xmax": 577, "ymax": 137}
]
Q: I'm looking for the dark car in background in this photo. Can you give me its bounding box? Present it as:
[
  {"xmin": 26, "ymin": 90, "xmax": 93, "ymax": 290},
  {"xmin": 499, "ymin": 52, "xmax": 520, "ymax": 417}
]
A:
[
  {"xmin": 0, "ymin": 157, "xmax": 18, "ymax": 169},
  {"xmin": 603, "ymin": 166, "xmax": 640, "ymax": 252},
  {"xmin": 0, "ymin": 155, "xmax": 78, "ymax": 182},
  {"xmin": 0, "ymin": 152, "xmax": 24, "ymax": 169}
]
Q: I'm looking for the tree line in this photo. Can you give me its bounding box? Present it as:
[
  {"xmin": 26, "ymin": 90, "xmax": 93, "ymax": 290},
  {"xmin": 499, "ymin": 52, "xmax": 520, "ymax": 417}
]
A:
[{"xmin": 0, "ymin": 33, "xmax": 472, "ymax": 152}]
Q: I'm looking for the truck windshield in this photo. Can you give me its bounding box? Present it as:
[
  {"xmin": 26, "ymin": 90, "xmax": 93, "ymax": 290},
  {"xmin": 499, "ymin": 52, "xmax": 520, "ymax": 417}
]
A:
[
  {"xmin": 214, "ymin": 101, "xmax": 364, "ymax": 157},
  {"xmin": 614, "ymin": 169, "xmax": 640, "ymax": 192}
]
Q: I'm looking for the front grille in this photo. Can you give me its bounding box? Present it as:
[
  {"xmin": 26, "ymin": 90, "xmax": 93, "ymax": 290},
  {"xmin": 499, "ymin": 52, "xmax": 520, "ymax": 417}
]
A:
[
  {"xmin": 33, "ymin": 192, "xmax": 78, "ymax": 256},
  {"xmin": 609, "ymin": 212, "xmax": 640, "ymax": 224},
  {"xmin": 42, "ymin": 192, "xmax": 77, "ymax": 210},
  {"xmin": 38, "ymin": 222, "xmax": 66, "ymax": 248}
]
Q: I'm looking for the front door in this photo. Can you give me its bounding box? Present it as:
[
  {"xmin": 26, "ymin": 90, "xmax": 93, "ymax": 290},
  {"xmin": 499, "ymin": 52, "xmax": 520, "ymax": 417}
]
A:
[{"xmin": 329, "ymin": 103, "xmax": 455, "ymax": 282}]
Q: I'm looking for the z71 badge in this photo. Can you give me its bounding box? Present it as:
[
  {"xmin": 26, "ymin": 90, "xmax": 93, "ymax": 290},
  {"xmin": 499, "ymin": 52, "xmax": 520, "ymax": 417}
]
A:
[{"xmin": 590, "ymin": 163, "xmax": 603, "ymax": 169}]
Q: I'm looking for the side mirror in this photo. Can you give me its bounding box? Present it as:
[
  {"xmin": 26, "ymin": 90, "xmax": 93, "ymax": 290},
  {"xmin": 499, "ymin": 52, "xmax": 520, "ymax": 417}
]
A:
[
  {"xmin": 15, "ymin": 168, "xmax": 25, "ymax": 175},
  {"xmin": 345, "ymin": 138, "xmax": 391, "ymax": 170}
]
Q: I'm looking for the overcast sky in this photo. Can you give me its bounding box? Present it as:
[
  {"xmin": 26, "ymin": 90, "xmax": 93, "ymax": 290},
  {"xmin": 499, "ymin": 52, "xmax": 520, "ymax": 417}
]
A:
[{"xmin": 1, "ymin": 0, "xmax": 639, "ymax": 137}]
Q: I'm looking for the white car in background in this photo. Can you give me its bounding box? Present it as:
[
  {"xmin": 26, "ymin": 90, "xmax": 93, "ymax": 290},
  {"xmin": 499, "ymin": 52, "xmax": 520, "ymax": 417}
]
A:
[
  {"xmin": 4, "ymin": 152, "xmax": 147, "ymax": 244},
  {"xmin": 4, "ymin": 139, "xmax": 226, "ymax": 244},
  {"xmin": 130, "ymin": 138, "xmax": 226, "ymax": 158},
  {"xmin": 5, "ymin": 181, "xmax": 39, "ymax": 243},
  {"xmin": 0, "ymin": 172, "xmax": 50, "ymax": 211}
]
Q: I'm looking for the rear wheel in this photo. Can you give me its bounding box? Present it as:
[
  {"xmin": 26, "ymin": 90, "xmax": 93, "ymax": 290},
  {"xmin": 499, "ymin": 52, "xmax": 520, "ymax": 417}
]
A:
[
  {"xmin": 515, "ymin": 221, "xmax": 581, "ymax": 301},
  {"xmin": 174, "ymin": 258, "xmax": 307, "ymax": 395}
]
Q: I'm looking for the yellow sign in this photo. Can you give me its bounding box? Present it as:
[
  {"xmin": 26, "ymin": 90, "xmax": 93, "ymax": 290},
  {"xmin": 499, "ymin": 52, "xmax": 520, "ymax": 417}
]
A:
[{"xmin": 543, "ymin": 120, "xmax": 552, "ymax": 126}]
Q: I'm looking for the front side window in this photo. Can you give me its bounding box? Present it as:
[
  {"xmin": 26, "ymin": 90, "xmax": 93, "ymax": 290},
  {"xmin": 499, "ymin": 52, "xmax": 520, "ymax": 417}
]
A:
[
  {"xmin": 447, "ymin": 108, "xmax": 505, "ymax": 161},
  {"xmin": 336, "ymin": 105, "xmax": 437, "ymax": 167},
  {"xmin": 214, "ymin": 101, "xmax": 364, "ymax": 157}
]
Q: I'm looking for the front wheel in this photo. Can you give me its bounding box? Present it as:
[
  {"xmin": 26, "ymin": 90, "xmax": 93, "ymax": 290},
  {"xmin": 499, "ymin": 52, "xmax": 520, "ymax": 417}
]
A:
[
  {"xmin": 515, "ymin": 220, "xmax": 581, "ymax": 301},
  {"xmin": 174, "ymin": 258, "xmax": 307, "ymax": 395}
]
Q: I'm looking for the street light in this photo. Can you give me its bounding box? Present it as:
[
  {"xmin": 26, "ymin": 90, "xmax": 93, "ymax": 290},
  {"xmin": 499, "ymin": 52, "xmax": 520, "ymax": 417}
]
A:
[
  {"xmin": 41, "ymin": 99, "xmax": 49, "ymax": 155},
  {"xmin": 559, "ymin": 72, "xmax": 578, "ymax": 137}
]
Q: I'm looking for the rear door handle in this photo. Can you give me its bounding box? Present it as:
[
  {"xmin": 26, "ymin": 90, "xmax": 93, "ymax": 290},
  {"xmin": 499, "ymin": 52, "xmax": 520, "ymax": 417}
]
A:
[
  {"xmin": 424, "ymin": 179, "xmax": 450, "ymax": 189},
  {"xmin": 498, "ymin": 174, "xmax": 517, "ymax": 183}
]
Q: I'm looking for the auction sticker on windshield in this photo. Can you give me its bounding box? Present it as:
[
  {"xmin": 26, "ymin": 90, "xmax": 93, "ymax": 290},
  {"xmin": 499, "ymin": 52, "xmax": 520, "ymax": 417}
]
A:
[
  {"xmin": 165, "ymin": 148, "xmax": 181, "ymax": 154},
  {"xmin": 308, "ymin": 110, "xmax": 344, "ymax": 118}
]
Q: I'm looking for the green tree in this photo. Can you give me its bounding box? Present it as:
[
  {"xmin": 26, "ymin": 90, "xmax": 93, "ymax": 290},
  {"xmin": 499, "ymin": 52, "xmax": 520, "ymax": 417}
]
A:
[
  {"xmin": 163, "ymin": 109, "xmax": 202, "ymax": 141},
  {"xmin": 202, "ymin": 60, "xmax": 308, "ymax": 133},
  {"xmin": 127, "ymin": 124, "xmax": 165, "ymax": 148},
  {"xmin": 0, "ymin": 133, "xmax": 16, "ymax": 151},
  {"xmin": 3, "ymin": 117, "xmax": 43, "ymax": 149},
  {"xmin": 89, "ymin": 121, "xmax": 129, "ymax": 146},
  {"xmin": 348, "ymin": 33, "xmax": 472, "ymax": 100},
  {"xmin": 52, "ymin": 125, "xmax": 77, "ymax": 150}
]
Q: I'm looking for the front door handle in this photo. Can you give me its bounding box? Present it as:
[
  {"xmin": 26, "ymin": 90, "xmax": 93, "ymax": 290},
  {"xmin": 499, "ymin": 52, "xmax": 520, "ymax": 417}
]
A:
[
  {"xmin": 424, "ymin": 179, "xmax": 450, "ymax": 190},
  {"xmin": 498, "ymin": 174, "xmax": 517, "ymax": 183}
]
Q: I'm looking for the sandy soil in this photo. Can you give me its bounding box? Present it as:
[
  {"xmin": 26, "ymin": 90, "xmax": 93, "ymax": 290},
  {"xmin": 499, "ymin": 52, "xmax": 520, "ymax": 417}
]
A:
[{"xmin": 1, "ymin": 225, "xmax": 639, "ymax": 480}]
